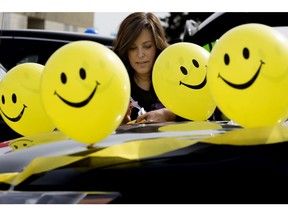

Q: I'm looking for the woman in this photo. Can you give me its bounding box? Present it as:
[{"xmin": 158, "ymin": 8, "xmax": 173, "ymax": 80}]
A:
[{"xmin": 113, "ymin": 12, "xmax": 177, "ymax": 124}]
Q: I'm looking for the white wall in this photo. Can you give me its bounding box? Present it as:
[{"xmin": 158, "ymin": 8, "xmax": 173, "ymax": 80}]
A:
[{"xmin": 94, "ymin": 12, "xmax": 131, "ymax": 37}]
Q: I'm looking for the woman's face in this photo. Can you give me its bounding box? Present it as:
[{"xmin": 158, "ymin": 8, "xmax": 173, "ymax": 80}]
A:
[{"xmin": 128, "ymin": 28, "xmax": 157, "ymax": 76}]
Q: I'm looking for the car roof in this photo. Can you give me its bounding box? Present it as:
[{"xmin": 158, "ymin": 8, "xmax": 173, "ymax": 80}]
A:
[
  {"xmin": 0, "ymin": 29, "xmax": 114, "ymax": 71},
  {"xmin": 183, "ymin": 12, "xmax": 288, "ymax": 46}
]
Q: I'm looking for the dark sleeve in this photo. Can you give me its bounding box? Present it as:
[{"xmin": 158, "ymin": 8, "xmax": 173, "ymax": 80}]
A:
[{"xmin": 175, "ymin": 115, "xmax": 190, "ymax": 122}]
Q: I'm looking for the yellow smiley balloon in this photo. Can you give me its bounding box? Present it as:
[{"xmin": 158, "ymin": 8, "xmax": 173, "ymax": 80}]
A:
[
  {"xmin": 207, "ymin": 23, "xmax": 288, "ymax": 128},
  {"xmin": 0, "ymin": 63, "xmax": 55, "ymax": 136},
  {"xmin": 41, "ymin": 41, "xmax": 130, "ymax": 145},
  {"xmin": 152, "ymin": 42, "xmax": 216, "ymax": 121}
]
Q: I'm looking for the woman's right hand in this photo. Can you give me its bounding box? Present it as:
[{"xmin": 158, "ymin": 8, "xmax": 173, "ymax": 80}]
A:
[{"xmin": 135, "ymin": 108, "xmax": 177, "ymax": 123}]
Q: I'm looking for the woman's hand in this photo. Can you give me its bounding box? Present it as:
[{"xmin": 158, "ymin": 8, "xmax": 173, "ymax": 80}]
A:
[{"xmin": 135, "ymin": 108, "xmax": 176, "ymax": 123}]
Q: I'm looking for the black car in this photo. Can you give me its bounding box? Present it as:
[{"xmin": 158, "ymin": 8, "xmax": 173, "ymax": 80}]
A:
[
  {"xmin": 0, "ymin": 29, "xmax": 114, "ymax": 72},
  {"xmin": 183, "ymin": 12, "xmax": 288, "ymax": 50}
]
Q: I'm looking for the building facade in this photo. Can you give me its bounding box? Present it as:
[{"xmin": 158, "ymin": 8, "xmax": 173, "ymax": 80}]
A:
[{"xmin": 0, "ymin": 12, "xmax": 94, "ymax": 33}]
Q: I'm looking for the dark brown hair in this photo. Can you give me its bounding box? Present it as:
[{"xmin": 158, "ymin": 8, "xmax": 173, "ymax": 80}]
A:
[{"xmin": 113, "ymin": 12, "xmax": 168, "ymax": 73}]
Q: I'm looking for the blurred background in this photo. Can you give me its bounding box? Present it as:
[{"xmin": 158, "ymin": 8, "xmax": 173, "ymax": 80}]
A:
[{"xmin": 0, "ymin": 12, "xmax": 213, "ymax": 42}]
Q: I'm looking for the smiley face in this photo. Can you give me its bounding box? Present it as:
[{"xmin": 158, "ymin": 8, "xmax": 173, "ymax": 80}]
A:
[
  {"xmin": 9, "ymin": 138, "xmax": 33, "ymax": 150},
  {"xmin": 0, "ymin": 63, "xmax": 55, "ymax": 136},
  {"xmin": 207, "ymin": 23, "xmax": 288, "ymax": 128},
  {"xmin": 0, "ymin": 97, "xmax": 27, "ymax": 122},
  {"xmin": 179, "ymin": 59, "xmax": 207, "ymax": 90},
  {"xmin": 152, "ymin": 42, "xmax": 216, "ymax": 121},
  {"xmin": 41, "ymin": 41, "xmax": 130, "ymax": 144},
  {"xmin": 53, "ymin": 68, "xmax": 100, "ymax": 108},
  {"xmin": 8, "ymin": 130, "xmax": 69, "ymax": 151},
  {"xmin": 218, "ymin": 50, "xmax": 264, "ymax": 89}
]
